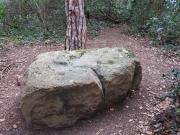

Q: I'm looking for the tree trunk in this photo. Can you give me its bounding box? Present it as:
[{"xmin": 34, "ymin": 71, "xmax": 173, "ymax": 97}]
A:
[{"xmin": 65, "ymin": 0, "xmax": 87, "ymax": 50}]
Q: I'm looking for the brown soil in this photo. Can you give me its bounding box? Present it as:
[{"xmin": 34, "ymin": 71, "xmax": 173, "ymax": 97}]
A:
[{"xmin": 0, "ymin": 26, "xmax": 179, "ymax": 135}]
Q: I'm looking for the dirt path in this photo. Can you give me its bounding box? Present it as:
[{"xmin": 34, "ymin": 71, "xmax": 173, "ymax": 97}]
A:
[{"xmin": 0, "ymin": 27, "xmax": 179, "ymax": 135}]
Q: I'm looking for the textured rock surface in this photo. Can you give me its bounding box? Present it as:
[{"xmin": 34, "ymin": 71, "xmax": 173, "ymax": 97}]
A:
[{"xmin": 20, "ymin": 47, "xmax": 142, "ymax": 129}]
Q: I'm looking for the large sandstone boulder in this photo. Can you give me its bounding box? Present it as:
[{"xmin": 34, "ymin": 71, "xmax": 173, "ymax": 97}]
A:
[{"xmin": 20, "ymin": 47, "xmax": 142, "ymax": 129}]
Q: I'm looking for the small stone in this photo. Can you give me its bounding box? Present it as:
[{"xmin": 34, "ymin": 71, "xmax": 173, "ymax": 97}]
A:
[
  {"xmin": 129, "ymin": 119, "xmax": 134, "ymax": 122},
  {"xmin": 0, "ymin": 119, "xmax": 5, "ymax": 122},
  {"xmin": 99, "ymin": 129, "xmax": 103, "ymax": 132},
  {"xmin": 146, "ymin": 131, "xmax": 153, "ymax": 135},
  {"xmin": 154, "ymin": 123, "xmax": 162, "ymax": 128},
  {"xmin": 110, "ymin": 107, "xmax": 115, "ymax": 111},
  {"xmin": 13, "ymin": 124, "xmax": 17, "ymax": 129},
  {"xmin": 119, "ymin": 130, "xmax": 122, "ymax": 133}
]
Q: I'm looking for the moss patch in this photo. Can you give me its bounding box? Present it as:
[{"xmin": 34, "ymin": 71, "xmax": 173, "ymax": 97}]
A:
[
  {"xmin": 76, "ymin": 50, "xmax": 87, "ymax": 56},
  {"xmin": 107, "ymin": 60, "xmax": 115, "ymax": 64},
  {"xmin": 69, "ymin": 55, "xmax": 76, "ymax": 60},
  {"xmin": 125, "ymin": 49, "xmax": 136, "ymax": 58}
]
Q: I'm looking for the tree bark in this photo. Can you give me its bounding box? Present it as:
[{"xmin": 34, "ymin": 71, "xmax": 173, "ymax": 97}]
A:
[{"xmin": 65, "ymin": 0, "xmax": 87, "ymax": 50}]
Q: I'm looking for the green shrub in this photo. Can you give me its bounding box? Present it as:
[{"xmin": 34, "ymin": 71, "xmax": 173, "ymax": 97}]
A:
[
  {"xmin": 85, "ymin": 0, "xmax": 133, "ymax": 23},
  {"xmin": 162, "ymin": 69, "xmax": 180, "ymax": 100},
  {"xmin": 158, "ymin": 69, "xmax": 180, "ymax": 133},
  {"xmin": 0, "ymin": 2, "xmax": 6, "ymax": 30},
  {"xmin": 0, "ymin": 0, "xmax": 66, "ymax": 44}
]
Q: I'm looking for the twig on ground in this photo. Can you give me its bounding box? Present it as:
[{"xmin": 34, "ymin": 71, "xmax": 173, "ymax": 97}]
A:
[{"xmin": 0, "ymin": 63, "xmax": 13, "ymax": 80}]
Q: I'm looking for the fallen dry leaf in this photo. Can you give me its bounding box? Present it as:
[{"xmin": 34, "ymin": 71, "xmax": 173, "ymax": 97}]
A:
[
  {"xmin": 146, "ymin": 131, "xmax": 154, "ymax": 135},
  {"xmin": 0, "ymin": 119, "xmax": 5, "ymax": 122},
  {"xmin": 129, "ymin": 119, "xmax": 134, "ymax": 122}
]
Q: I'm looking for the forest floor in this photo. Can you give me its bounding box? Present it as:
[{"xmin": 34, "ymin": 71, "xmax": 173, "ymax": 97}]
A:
[{"xmin": 0, "ymin": 26, "xmax": 180, "ymax": 135}]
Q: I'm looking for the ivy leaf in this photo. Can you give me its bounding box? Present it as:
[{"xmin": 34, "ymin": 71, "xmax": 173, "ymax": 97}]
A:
[{"xmin": 176, "ymin": 108, "xmax": 180, "ymax": 115}]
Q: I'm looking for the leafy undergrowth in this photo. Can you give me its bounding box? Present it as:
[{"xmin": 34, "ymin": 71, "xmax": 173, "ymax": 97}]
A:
[
  {"xmin": 141, "ymin": 69, "xmax": 180, "ymax": 135},
  {"xmin": 155, "ymin": 45, "xmax": 180, "ymax": 58}
]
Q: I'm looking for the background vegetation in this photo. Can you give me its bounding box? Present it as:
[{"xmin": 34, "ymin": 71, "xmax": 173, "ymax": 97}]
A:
[
  {"xmin": 0, "ymin": 0, "xmax": 179, "ymax": 50},
  {"xmin": 0, "ymin": 0, "xmax": 66, "ymax": 46}
]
